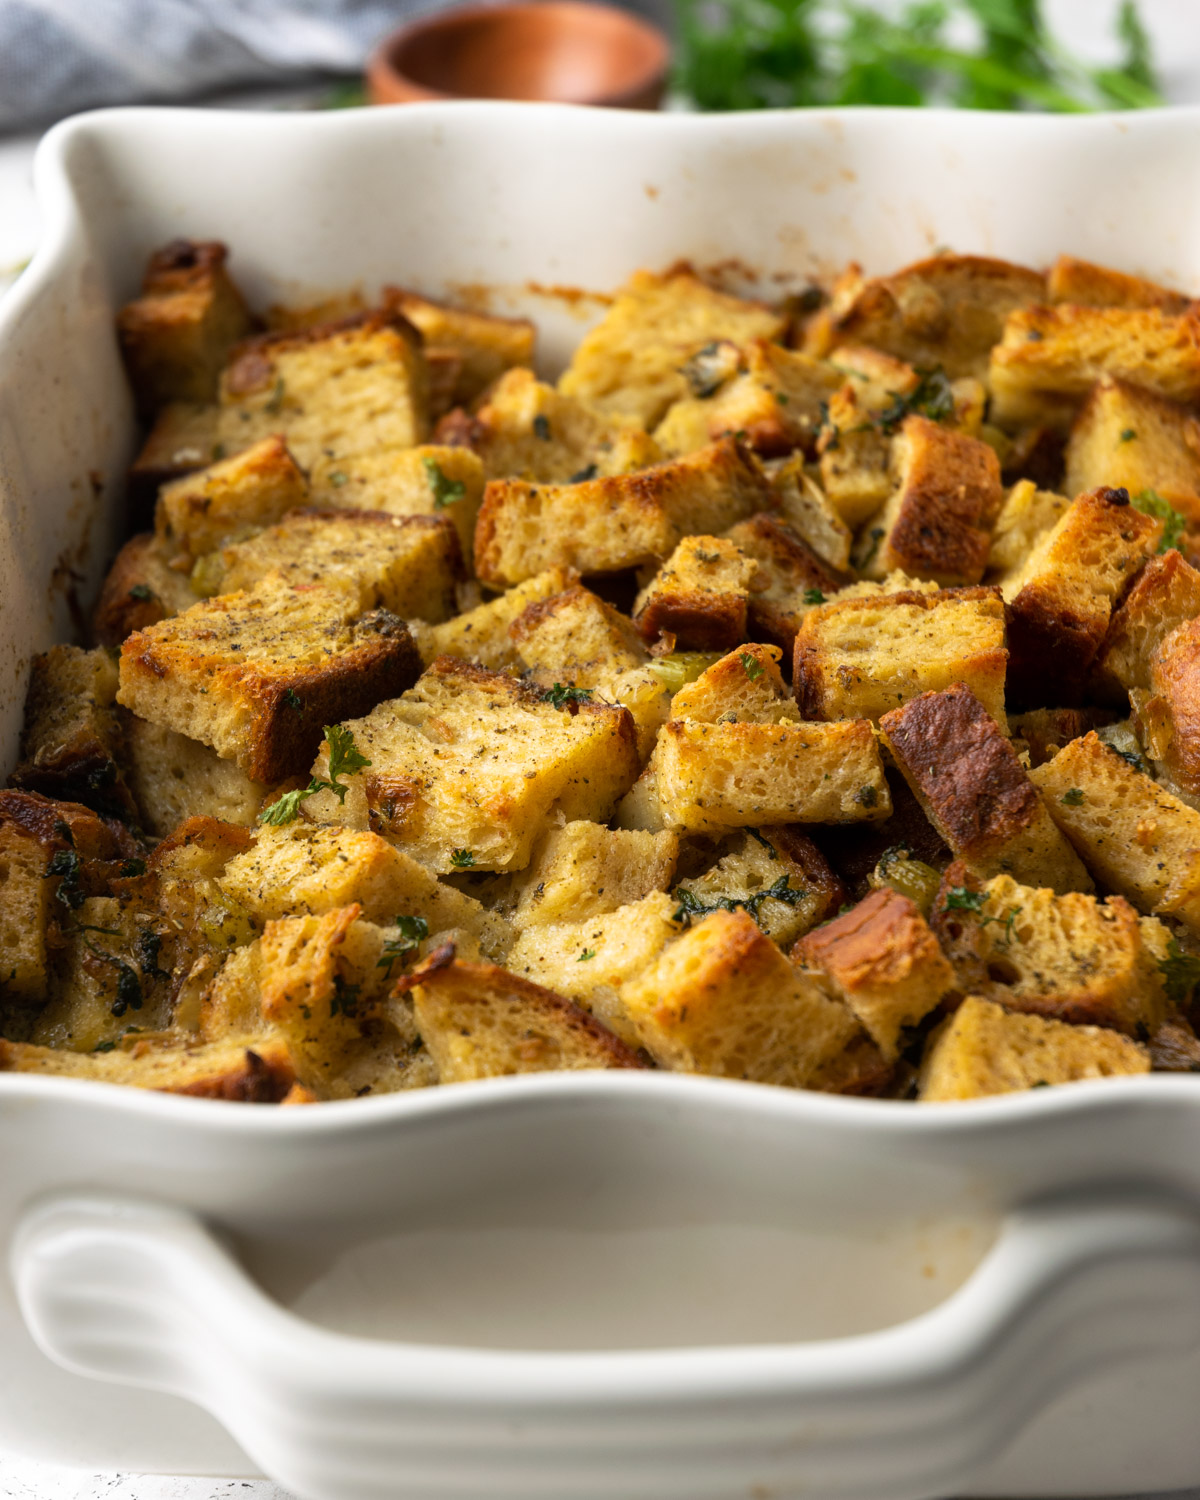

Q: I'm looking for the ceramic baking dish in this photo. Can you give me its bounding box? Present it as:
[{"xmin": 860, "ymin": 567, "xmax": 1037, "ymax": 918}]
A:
[{"xmin": 4, "ymin": 102, "xmax": 1200, "ymax": 1500}]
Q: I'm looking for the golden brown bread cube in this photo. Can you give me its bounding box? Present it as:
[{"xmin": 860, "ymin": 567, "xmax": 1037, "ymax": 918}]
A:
[
  {"xmin": 1003, "ymin": 486, "xmax": 1163, "ymax": 706},
  {"xmin": 985, "ymin": 480, "xmax": 1070, "ymax": 582},
  {"xmin": 155, "ymin": 436, "xmax": 308, "ymax": 565},
  {"xmin": 989, "ymin": 304, "xmax": 1200, "ymax": 431},
  {"xmin": 816, "ymin": 382, "xmax": 895, "ymax": 528},
  {"xmin": 1047, "ymin": 255, "xmax": 1192, "ymax": 314},
  {"xmin": 918, "ymin": 994, "xmax": 1149, "ymax": 1102},
  {"xmin": 123, "ymin": 717, "xmax": 273, "ymax": 835},
  {"xmin": 930, "ymin": 866, "xmax": 1167, "ymax": 1037},
  {"xmin": 798, "ymin": 886, "xmax": 954, "ymax": 1058},
  {"xmin": 1064, "ymin": 377, "xmax": 1200, "ymax": 522},
  {"xmin": 10, "ymin": 646, "xmax": 136, "ymax": 819},
  {"xmin": 617, "ymin": 907, "xmax": 860, "ymax": 1086},
  {"xmin": 301, "ymin": 656, "xmax": 640, "ymax": 874},
  {"xmin": 829, "ymin": 253, "xmax": 1046, "ymax": 380},
  {"xmin": 652, "ymin": 339, "xmax": 841, "ymax": 458},
  {"xmin": 1031, "ymin": 730, "xmax": 1200, "ymax": 930},
  {"xmin": 1143, "ymin": 617, "xmax": 1200, "ymax": 799},
  {"xmin": 403, "ymin": 946, "xmax": 643, "ymax": 1082},
  {"xmin": 0, "ymin": 1032, "xmax": 296, "ymax": 1101},
  {"xmin": 858, "ymin": 415, "xmax": 1002, "ymax": 586},
  {"xmin": 511, "ymin": 822, "xmax": 678, "ymax": 929},
  {"xmin": 794, "ymin": 586, "xmax": 1007, "ymax": 728},
  {"xmin": 307, "ymin": 445, "xmax": 486, "ymax": 564},
  {"xmin": 668, "ymin": 641, "xmax": 791, "ymax": 725},
  {"xmin": 0, "ymin": 821, "xmax": 54, "ymax": 1007},
  {"xmin": 632, "ymin": 535, "xmax": 757, "ymax": 651},
  {"xmin": 117, "ymin": 239, "xmax": 254, "ymax": 417},
  {"xmin": 216, "ymin": 311, "xmax": 428, "ymax": 469},
  {"xmin": 769, "ymin": 457, "xmax": 854, "ymax": 571},
  {"xmin": 653, "ymin": 716, "xmax": 890, "ymax": 834},
  {"xmin": 723, "ymin": 513, "xmax": 846, "ymax": 653},
  {"xmin": 474, "ymin": 436, "xmax": 769, "ymax": 587},
  {"xmin": 1010, "ymin": 707, "xmax": 1119, "ymax": 767},
  {"xmin": 212, "ymin": 511, "xmax": 462, "ymax": 622},
  {"xmin": 118, "ymin": 580, "xmax": 422, "ymax": 783},
  {"xmin": 673, "ymin": 825, "xmax": 846, "ymax": 950},
  {"xmin": 558, "ymin": 267, "xmax": 786, "ymax": 427},
  {"xmin": 509, "ymin": 583, "xmax": 646, "ymax": 684},
  {"xmin": 880, "ymin": 685, "xmax": 1093, "ymax": 894},
  {"xmin": 419, "ymin": 567, "xmax": 576, "ymax": 671},
  {"xmin": 448, "ymin": 366, "xmax": 657, "ymax": 483},
  {"xmin": 92, "ymin": 533, "xmax": 206, "ymax": 646},
  {"xmin": 219, "ymin": 821, "xmax": 508, "ymax": 959},
  {"xmin": 1093, "ymin": 550, "xmax": 1200, "ymax": 699},
  {"xmin": 383, "ymin": 286, "xmax": 536, "ymax": 406}
]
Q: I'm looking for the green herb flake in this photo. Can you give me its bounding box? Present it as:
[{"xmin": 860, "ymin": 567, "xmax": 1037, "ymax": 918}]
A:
[
  {"xmin": 1061, "ymin": 787, "xmax": 1085, "ymax": 806},
  {"xmin": 127, "ymin": 583, "xmax": 155, "ymax": 602},
  {"xmin": 803, "ymin": 588, "xmax": 826, "ymax": 605},
  {"xmin": 854, "ymin": 784, "xmax": 878, "ymax": 808},
  {"xmin": 1119, "ymin": 428, "xmax": 1138, "ymax": 443},
  {"xmin": 533, "ymin": 414, "xmax": 553, "ymax": 441},
  {"xmin": 577, "ymin": 948, "xmax": 597, "ymax": 962},
  {"xmin": 91, "ymin": 1040, "xmax": 118, "ymax": 1054},
  {"xmin": 135, "ymin": 929, "xmax": 166, "ymax": 980},
  {"xmin": 672, "ymin": 875, "xmax": 808, "ymax": 929},
  {"xmin": 119, "ymin": 858, "xmax": 146, "ymax": 878},
  {"xmin": 745, "ymin": 826, "xmax": 778, "ymax": 859},
  {"xmin": 329, "ymin": 975, "xmax": 362, "ymax": 1019},
  {"xmin": 876, "ymin": 367, "xmax": 955, "ymax": 435},
  {"xmin": 259, "ymin": 787, "xmax": 314, "ymax": 827},
  {"xmin": 1131, "ymin": 487, "xmax": 1188, "ymax": 554},
  {"xmin": 422, "ymin": 456, "xmax": 467, "ymax": 509},
  {"xmin": 1159, "ymin": 937, "xmax": 1200, "ymax": 1006},
  {"xmin": 450, "ymin": 848, "xmax": 476, "ymax": 869},
  {"xmin": 282, "ymin": 688, "xmax": 303, "ymax": 711},
  {"xmin": 324, "ymin": 723, "xmax": 371, "ymax": 802},
  {"xmin": 739, "ymin": 651, "xmax": 764, "ymax": 681},
  {"xmin": 264, "ymin": 378, "xmax": 286, "ymax": 416},
  {"xmin": 541, "ymin": 682, "xmax": 593, "ymax": 709},
  {"xmin": 377, "ymin": 915, "xmax": 430, "ymax": 976},
  {"xmin": 44, "ymin": 848, "xmax": 85, "ymax": 910},
  {"xmin": 860, "ymin": 526, "xmax": 885, "ymax": 569},
  {"xmin": 329, "ymin": 469, "xmax": 348, "ymax": 487},
  {"xmin": 943, "ymin": 886, "xmax": 986, "ymax": 915}
]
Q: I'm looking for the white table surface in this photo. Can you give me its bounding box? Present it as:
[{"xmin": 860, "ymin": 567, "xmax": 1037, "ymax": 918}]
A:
[{"xmin": 5, "ymin": 3, "xmax": 1200, "ymax": 1494}]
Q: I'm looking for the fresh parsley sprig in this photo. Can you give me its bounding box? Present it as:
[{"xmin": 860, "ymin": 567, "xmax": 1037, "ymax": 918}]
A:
[{"xmin": 259, "ymin": 725, "xmax": 371, "ymax": 826}]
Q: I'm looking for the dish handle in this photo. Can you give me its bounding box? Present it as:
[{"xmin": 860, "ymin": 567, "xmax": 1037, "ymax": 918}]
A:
[{"xmin": 10, "ymin": 1188, "xmax": 1200, "ymax": 1500}]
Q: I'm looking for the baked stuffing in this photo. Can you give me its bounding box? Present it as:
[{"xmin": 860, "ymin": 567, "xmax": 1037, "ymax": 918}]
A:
[{"xmin": 6, "ymin": 241, "xmax": 1200, "ymax": 1104}]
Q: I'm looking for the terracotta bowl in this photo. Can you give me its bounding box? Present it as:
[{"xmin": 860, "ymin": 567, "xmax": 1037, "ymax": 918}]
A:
[{"xmin": 366, "ymin": 1, "xmax": 670, "ymax": 110}]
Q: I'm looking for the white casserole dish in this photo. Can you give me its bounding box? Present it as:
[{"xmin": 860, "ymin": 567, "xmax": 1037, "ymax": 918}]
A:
[{"xmin": 4, "ymin": 101, "xmax": 1200, "ymax": 1500}]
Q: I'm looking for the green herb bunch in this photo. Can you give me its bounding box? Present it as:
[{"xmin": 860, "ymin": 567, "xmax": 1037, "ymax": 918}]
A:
[{"xmin": 673, "ymin": 0, "xmax": 1161, "ymax": 114}]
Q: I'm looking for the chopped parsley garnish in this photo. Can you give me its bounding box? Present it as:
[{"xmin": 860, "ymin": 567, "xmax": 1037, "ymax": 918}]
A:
[
  {"xmin": 802, "ymin": 588, "xmax": 826, "ymax": 605},
  {"xmin": 1131, "ymin": 487, "xmax": 1188, "ymax": 554},
  {"xmin": 92, "ymin": 1040, "xmax": 117, "ymax": 1053},
  {"xmin": 532, "ymin": 414, "xmax": 552, "ymax": 441},
  {"xmin": 1159, "ymin": 938, "xmax": 1200, "ymax": 1006},
  {"xmin": 876, "ymin": 367, "xmax": 955, "ymax": 435},
  {"xmin": 745, "ymin": 826, "xmax": 778, "ymax": 859},
  {"xmin": 258, "ymin": 725, "xmax": 371, "ymax": 824},
  {"xmin": 422, "ymin": 456, "xmax": 467, "ymax": 509},
  {"xmin": 577, "ymin": 948, "xmax": 597, "ymax": 962},
  {"xmin": 541, "ymin": 683, "xmax": 593, "ymax": 708},
  {"xmin": 45, "ymin": 848, "xmax": 85, "ymax": 910},
  {"xmin": 681, "ymin": 342, "xmax": 735, "ymax": 399},
  {"xmin": 329, "ymin": 470, "xmax": 348, "ymax": 487},
  {"xmin": 87, "ymin": 947, "xmax": 143, "ymax": 1019},
  {"xmin": 1119, "ymin": 428, "xmax": 1138, "ymax": 443},
  {"xmin": 854, "ymin": 784, "xmax": 878, "ymax": 808},
  {"xmin": 282, "ymin": 688, "xmax": 303, "ymax": 710},
  {"xmin": 377, "ymin": 915, "xmax": 430, "ymax": 976},
  {"xmin": 450, "ymin": 848, "xmax": 476, "ymax": 869},
  {"xmin": 739, "ymin": 651, "xmax": 764, "ymax": 681},
  {"xmin": 943, "ymin": 886, "xmax": 986, "ymax": 915},
  {"xmin": 1060, "ymin": 787, "xmax": 1085, "ymax": 806},
  {"xmin": 127, "ymin": 583, "xmax": 155, "ymax": 602},
  {"xmin": 1111, "ymin": 744, "xmax": 1149, "ymax": 774},
  {"xmin": 673, "ymin": 876, "xmax": 808, "ymax": 928},
  {"xmin": 329, "ymin": 975, "xmax": 362, "ymax": 1019},
  {"xmin": 775, "ymin": 390, "xmax": 790, "ymax": 405},
  {"xmin": 569, "ymin": 463, "xmax": 598, "ymax": 484},
  {"xmin": 135, "ymin": 929, "xmax": 167, "ymax": 980}
]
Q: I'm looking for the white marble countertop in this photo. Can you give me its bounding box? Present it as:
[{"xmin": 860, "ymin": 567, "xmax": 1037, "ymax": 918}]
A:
[{"xmin": 5, "ymin": 3, "xmax": 1200, "ymax": 1494}]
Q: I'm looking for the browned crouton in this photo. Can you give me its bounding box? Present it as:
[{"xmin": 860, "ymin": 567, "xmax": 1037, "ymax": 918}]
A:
[
  {"xmin": 118, "ymin": 581, "xmax": 422, "ymax": 782},
  {"xmin": 1047, "ymin": 255, "xmax": 1192, "ymax": 314},
  {"xmin": 383, "ymin": 286, "xmax": 535, "ymax": 406},
  {"xmin": 474, "ymin": 437, "xmax": 769, "ymax": 586},
  {"xmin": 880, "ymin": 685, "xmax": 1092, "ymax": 893},
  {"xmin": 1003, "ymin": 486, "xmax": 1162, "ymax": 706},
  {"xmin": 799, "ymin": 887, "xmax": 954, "ymax": 1058},
  {"xmin": 117, "ymin": 239, "xmax": 254, "ymax": 417},
  {"xmin": 633, "ymin": 535, "xmax": 756, "ymax": 650},
  {"xmin": 127, "ymin": 401, "xmax": 220, "ymax": 514},
  {"xmin": 0, "ymin": 1032, "xmax": 296, "ymax": 1101},
  {"xmin": 794, "ymin": 587, "xmax": 1007, "ymax": 727},
  {"xmin": 723, "ymin": 513, "xmax": 846, "ymax": 652},
  {"xmin": 617, "ymin": 907, "xmax": 860, "ymax": 1086},
  {"xmin": 1093, "ymin": 550, "xmax": 1200, "ymax": 698},
  {"xmin": 858, "ymin": 416, "xmax": 1002, "ymax": 586},
  {"xmin": 918, "ymin": 994, "xmax": 1149, "ymax": 1101},
  {"xmin": 1011, "ymin": 707, "xmax": 1119, "ymax": 766},
  {"xmin": 156, "ymin": 436, "xmax": 308, "ymax": 565},
  {"xmin": 1064, "ymin": 378, "xmax": 1200, "ymax": 522},
  {"xmin": 403, "ymin": 946, "xmax": 643, "ymax": 1081},
  {"xmin": 92, "ymin": 533, "xmax": 204, "ymax": 646},
  {"xmin": 989, "ymin": 304, "xmax": 1200, "ymax": 430},
  {"xmin": 1145, "ymin": 617, "xmax": 1200, "ymax": 797}
]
